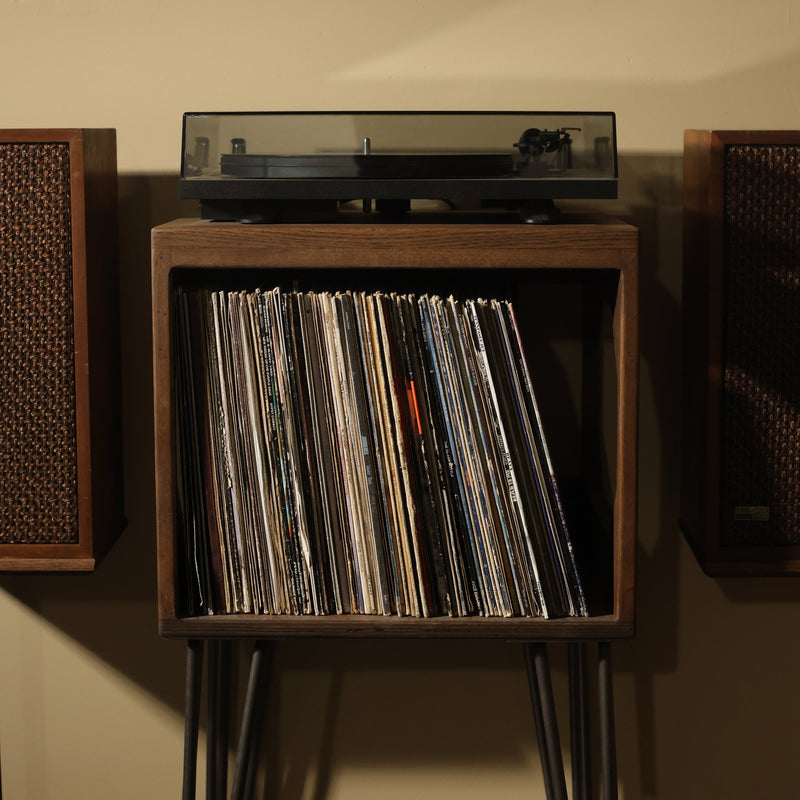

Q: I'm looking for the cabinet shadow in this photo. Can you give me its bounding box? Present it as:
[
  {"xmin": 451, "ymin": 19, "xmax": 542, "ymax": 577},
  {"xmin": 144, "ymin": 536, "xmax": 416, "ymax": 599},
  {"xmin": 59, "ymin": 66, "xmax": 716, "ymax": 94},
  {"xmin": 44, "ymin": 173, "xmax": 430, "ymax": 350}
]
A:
[{"xmin": 1, "ymin": 158, "xmax": 688, "ymax": 799}]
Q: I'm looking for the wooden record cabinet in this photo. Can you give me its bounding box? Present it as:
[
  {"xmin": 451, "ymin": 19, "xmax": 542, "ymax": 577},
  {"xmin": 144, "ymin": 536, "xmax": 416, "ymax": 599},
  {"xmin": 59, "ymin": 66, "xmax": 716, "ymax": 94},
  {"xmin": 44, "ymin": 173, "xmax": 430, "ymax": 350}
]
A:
[{"xmin": 152, "ymin": 215, "xmax": 638, "ymax": 800}]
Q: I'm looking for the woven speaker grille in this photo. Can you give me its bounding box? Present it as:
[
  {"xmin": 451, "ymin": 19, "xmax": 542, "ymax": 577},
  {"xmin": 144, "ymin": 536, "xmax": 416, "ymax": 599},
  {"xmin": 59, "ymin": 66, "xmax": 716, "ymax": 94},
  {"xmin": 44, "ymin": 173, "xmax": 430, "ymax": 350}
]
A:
[
  {"xmin": 0, "ymin": 142, "xmax": 79, "ymax": 544},
  {"xmin": 722, "ymin": 144, "xmax": 800, "ymax": 545}
]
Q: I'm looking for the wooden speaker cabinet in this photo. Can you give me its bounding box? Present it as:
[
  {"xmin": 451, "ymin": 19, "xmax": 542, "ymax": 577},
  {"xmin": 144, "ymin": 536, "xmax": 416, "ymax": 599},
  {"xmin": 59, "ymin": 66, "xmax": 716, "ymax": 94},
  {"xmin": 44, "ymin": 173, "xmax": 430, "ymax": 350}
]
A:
[
  {"xmin": 681, "ymin": 130, "xmax": 800, "ymax": 575},
  {"xmin": 0, "ymin": 129, "xmax": 123, "ymax": 571}
]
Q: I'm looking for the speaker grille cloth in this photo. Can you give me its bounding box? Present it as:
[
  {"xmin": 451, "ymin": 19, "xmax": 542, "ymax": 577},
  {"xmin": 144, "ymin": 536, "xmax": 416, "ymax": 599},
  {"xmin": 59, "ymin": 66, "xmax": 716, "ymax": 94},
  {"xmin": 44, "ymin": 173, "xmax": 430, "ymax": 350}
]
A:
[
  {"xmin": 722, "ymin": 144, "xmax": 800, "ymax": 544},
  {"xmin": 0, "ymin": 142, "xmax": 79, "ymax": 544}
]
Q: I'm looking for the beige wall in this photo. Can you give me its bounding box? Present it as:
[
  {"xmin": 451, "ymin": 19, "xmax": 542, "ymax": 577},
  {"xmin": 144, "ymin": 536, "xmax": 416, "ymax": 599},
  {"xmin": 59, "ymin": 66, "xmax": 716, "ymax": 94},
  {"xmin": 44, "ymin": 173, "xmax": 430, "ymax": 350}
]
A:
[{"xmin": 2, "ymin": 1, "xmax": 800, "ymax": 798}]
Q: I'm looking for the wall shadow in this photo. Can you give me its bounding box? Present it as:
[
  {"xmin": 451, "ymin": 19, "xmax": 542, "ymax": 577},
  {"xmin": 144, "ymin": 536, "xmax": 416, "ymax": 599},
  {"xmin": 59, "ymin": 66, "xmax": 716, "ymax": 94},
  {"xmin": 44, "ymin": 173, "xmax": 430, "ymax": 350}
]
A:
[
  {"xmin": 0, "ymin": 158, "xmax": 698, "ymax": 799},
  {"xmin": 0, "ymin": 174, "xmax": 197, "ymax": 710},
  {"xmin": 594, "ymin": 154, "xmax": 685, "ymax": 798}
]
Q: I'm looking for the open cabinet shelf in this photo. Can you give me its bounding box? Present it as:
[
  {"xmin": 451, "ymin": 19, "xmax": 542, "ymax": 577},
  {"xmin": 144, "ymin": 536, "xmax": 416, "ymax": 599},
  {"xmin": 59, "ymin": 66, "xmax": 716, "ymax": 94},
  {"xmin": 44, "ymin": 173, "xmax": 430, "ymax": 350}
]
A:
[{"xmin": 152, "ymin": 216, "xmax": 638, "ymax": 640}]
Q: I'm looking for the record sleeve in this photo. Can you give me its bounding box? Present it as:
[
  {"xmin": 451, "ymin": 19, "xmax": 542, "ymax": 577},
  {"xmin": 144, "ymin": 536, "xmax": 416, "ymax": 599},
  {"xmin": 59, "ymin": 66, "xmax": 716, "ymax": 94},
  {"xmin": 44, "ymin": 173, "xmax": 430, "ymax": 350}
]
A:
[
  {"xmin": 173, "ymin": 289, "xmax": 215, "ymax": 615},
  {"xmin": 418, "ymin": 295, "xmax": 489, "ymax": 614}
]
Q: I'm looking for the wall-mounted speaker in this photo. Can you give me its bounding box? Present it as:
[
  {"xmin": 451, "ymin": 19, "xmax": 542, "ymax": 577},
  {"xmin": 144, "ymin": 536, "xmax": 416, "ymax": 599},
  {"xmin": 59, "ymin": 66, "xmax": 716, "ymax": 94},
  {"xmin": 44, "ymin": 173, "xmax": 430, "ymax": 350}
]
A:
[
  {"xmin": 681, "ymin": 130, "xmax": 800, "ymax": 574},
  {"xmin": 0, "ymin": 129, "xmax": 123, "ymax": 571}
]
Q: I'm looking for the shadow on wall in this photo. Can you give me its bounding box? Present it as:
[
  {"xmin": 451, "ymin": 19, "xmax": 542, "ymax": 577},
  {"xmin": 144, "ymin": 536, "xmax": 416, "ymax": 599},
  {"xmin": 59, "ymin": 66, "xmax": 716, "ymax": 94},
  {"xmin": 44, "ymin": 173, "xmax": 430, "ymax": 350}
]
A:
[
  {"xmin": 0, "ymin": 175, "xmax": 197, "ymax": 710},
  {"xmin": 3, "ymin": 157, "xmax": 799, "ymax": 798},
  {"xmin": 602, "ymin": 153, "xmax": 686, "ymax": 798}
]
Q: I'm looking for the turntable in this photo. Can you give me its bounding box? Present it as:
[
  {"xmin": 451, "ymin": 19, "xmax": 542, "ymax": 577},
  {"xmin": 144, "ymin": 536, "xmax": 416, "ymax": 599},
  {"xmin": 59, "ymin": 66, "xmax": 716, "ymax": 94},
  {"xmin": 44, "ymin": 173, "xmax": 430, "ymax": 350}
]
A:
[{"xmin": 180, "ymin": 111, "xmax": 617, "ymax": 223}]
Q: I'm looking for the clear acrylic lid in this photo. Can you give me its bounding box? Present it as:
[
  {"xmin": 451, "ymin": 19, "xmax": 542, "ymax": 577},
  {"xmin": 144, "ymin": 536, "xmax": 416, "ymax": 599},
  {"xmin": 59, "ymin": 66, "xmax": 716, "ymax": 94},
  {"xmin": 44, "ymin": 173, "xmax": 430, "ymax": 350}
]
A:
[{"xmin": 184, "ymin": 112, "xmax": 614, "ymax": 175}]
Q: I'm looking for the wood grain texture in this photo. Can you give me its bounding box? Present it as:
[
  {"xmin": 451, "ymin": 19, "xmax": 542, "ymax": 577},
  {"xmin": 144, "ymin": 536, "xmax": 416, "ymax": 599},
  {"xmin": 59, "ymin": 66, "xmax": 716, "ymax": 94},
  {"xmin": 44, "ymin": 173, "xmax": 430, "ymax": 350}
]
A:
[{"xmin": 159, "ymin": 613, "xmax": 632, "ymax": 641}]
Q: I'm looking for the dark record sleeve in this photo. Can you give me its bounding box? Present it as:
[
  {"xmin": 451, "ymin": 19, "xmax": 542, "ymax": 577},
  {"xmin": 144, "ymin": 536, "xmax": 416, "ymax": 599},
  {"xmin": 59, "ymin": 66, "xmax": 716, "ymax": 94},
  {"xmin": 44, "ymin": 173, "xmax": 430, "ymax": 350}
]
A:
[
  {"xmin": 410, "ymin": 298, "xmax": 476, "ymax": 616},
  {"xmin": 287, "ymin": 292, "xmax": 332, "ymax": 614},
  {"xmin": 173, "ymin": 289, "xmax": 215, "ymax": 616},
  {"xmin": 418, "ymin": 295, "xmax": 486, "ymax": 615},
  {"xmin": 354, "ymin": 292, "xmax": 406, "ymax": 615},
  {"xmin": 338, "ymin": 292, "xmax": 392, "ymax": 615},
  {"xmin": 396, "ymin": 294, "xmax": 455, "ymax": 616},
  {"xmin": 447, "ymin": 298, "xmax": 530, "ymax": 617},
  {"xmin": 472, "ymin": 300, "xmax": 566, "ymax": 617},
  {"xmin": 499, "ymin": 300, "xmax": 587, "ymax": 616},
  {"xmin": 380, "ymin": 293, "xmax": 435, "ymax": 616},
  {"xmin": 299, "ymin": 293, "xmax": 349, "ymax": 613}
]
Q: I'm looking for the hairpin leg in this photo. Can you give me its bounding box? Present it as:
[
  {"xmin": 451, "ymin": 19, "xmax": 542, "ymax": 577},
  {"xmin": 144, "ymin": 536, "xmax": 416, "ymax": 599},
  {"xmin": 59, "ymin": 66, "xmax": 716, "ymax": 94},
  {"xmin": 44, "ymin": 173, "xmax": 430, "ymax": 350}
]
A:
[
  {"xmin": 206, "ymin": 639, "xmax": 220, "ymax": 800},
  {"xmin": 598, "ymin": 642, "xmax": 618, "ymax": 800},
  {"xmin": 569, "ymin": 642, "xmax": 592, "ymax": 800},
  {"xmin": 243, "ymin": 642, "xmax": 272, "ymax": 800},
  {"xmin": 182, "ymin": 640, "xmax": 204, "ymax": 800},
  {"xmin": 525, "ymin": 643, "xmax": 555, "ymax": 800},
  {"xmin": 230, "ymin": 640, "xmax": 274, "ymax": 800},
  {"xmin": 524, "ymin": 642, "xmax": 568, "ymax": 800},
  {"xmin": 206, "ymin": 640, "xmax": 232, "ymax": 800}
]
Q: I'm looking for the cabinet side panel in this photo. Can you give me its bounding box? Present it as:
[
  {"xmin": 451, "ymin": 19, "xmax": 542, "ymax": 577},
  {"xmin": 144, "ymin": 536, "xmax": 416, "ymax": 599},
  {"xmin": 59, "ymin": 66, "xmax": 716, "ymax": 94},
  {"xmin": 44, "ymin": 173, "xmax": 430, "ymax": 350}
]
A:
[
  {"xmin": 614, "ymin": 249, "xmax": 638, "ymax": 628},
  {"xmin": 80, "ymin": 128, "xmax": 124, "ymax": 561},
  {"xmin": 680, "ymin": 130, "xmax": 717, "ymax": 562},
  {"xmin": 153, "ymin": 247, "xmax": 178, "ymax": 620}
]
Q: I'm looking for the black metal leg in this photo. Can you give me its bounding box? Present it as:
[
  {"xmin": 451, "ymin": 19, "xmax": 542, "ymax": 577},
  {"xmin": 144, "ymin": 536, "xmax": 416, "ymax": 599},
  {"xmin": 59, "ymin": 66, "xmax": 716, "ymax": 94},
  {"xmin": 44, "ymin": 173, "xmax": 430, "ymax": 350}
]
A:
[
  {"xmin": 187, "ymin": 637, "xmax": 615, "ymax": 800},
  {"xmin": 183, "ymin": 640, "xmax": 204, "ymax": 800},
  {"xmin": 217, "ymin": 641, "xmax": 232, "ymax": 799},
  {"xmin": 207, "ymin": 640, "xmax": 220, "ymax": 800},
  {"xmin": 524, "ymin": 643, "xmax": 568, "ymax": 800},
  {"xmin": 206, "ymin": 640, "xmax": 232, "ymax": 800},
  {"xmin": 569, "ymin": 642, "xmax": 592, "ymax": 800},
  {"xmin": 243, "ymin": 641, "xmax": 273, "ymax": 800},
  {"xmin": 533, "ymin": 644, "xmax": 569, "ymax": 800},
  {"xmin": 598, "ymin": 642, "xmax": 618, "ymax": 800},
  {"xmin": 230, "ymin": 640, "xmax": 274, "ymax": 800},
  {"xmin": 525, "ymin": 643, "xmax": 555, "ymax": 800}
]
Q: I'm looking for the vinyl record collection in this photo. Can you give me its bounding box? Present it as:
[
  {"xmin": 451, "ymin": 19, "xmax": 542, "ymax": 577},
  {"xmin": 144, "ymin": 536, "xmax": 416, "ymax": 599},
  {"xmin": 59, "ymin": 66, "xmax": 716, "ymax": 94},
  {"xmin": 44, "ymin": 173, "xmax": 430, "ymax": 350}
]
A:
[{"xmin": 174, "ymin": 285, "xmax": 587, "ymax": 619}]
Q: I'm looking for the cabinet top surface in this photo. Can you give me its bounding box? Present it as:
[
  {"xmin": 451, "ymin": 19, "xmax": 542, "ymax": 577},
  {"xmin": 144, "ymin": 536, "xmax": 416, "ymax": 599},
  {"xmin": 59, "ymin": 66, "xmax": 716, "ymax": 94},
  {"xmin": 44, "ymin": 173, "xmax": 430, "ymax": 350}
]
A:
[
  {"xmin": 152, "ymin": 216, "xmax": 638, "ymax": 260},
  {"xmin": 154, "ymin": 215, "xmax": 636, "ymax": 235},
  {"xmin": 152, "ymin": 216, "xmax": 638, "ymax": 274}
]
